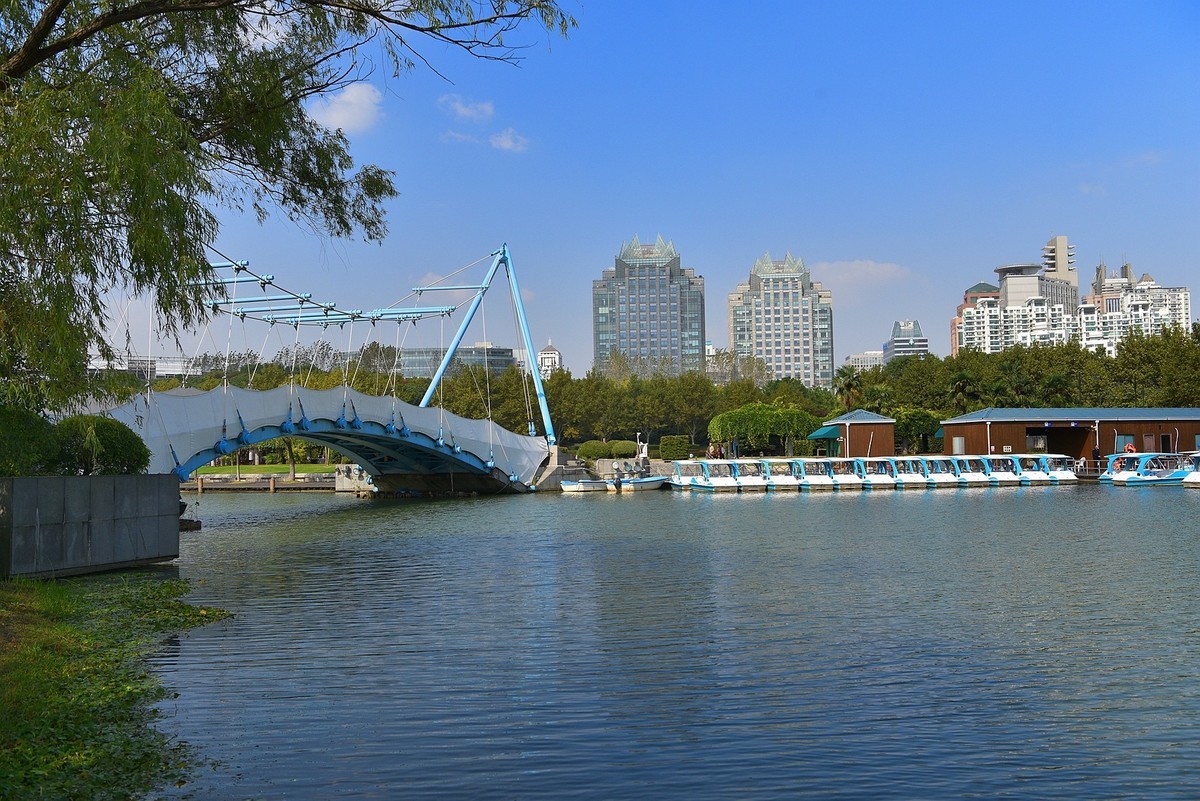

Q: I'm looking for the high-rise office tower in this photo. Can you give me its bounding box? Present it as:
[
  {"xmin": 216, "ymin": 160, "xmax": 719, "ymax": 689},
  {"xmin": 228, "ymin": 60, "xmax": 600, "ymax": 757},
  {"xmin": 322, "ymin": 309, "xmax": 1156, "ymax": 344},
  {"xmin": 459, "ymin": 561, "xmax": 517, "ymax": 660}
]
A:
[{"xmin": 592, "ymin": 235, "xmax": 705, "ymax": 374}]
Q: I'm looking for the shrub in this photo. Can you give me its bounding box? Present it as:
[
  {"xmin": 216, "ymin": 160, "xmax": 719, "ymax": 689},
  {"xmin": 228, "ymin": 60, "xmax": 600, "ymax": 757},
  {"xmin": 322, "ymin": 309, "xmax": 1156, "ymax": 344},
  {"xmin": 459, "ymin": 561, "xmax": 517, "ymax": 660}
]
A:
[
  {"xmin": 0, "ymin": 406, "xmax": 60, "ymax": 476},
  {"xmin": 609, "ymin": 440, "xmax": 638, "ymax": 458},
  {"xmin": 658, "ymin": 435, "xmax": 691, "ymax": 461},
  {"xmin": 55, "ymin": 415, "xmax": 150, "ymax": 475},
  {"xmin": 575, "ymin": 439, "xmax": 611, "ymax": 460}
]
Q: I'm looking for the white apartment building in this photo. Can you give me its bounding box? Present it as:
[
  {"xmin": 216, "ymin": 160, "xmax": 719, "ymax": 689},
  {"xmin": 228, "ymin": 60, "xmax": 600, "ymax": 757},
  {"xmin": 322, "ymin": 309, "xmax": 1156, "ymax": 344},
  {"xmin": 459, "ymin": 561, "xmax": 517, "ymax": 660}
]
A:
[
  {"xmin": 728, "ymin": 252, "xmax": 833, "ymax": 387},
  {"xmin": 844, "ymin": 351, "xmax": 885, "ymax": 370},
  {"xmin": 959, "ymin": 275, "xmax": 1191, "ymax": 357},
  {"xmin": 537, "ymin": 340, "xmax": 563, "ymax": 379}
]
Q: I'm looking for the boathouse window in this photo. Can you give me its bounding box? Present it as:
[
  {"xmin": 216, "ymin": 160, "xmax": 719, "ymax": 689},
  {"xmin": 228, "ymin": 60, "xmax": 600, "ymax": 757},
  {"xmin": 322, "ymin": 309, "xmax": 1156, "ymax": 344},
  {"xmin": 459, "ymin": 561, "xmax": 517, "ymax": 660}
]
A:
[
  {"xmin": 1115, "ymin": 434, "xmax": 1134, "ymax": 452},
  {"xmin": 952, "ymin": 436, "xmax": 965, "ymax": 455}
]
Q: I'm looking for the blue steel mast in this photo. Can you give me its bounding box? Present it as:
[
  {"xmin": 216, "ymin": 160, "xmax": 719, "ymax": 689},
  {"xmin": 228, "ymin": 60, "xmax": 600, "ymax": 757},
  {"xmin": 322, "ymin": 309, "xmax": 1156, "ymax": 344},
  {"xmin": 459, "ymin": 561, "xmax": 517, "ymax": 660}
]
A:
[{"xmin": 418, "ymin": 245, "xmax": 556, "ymax": 445}]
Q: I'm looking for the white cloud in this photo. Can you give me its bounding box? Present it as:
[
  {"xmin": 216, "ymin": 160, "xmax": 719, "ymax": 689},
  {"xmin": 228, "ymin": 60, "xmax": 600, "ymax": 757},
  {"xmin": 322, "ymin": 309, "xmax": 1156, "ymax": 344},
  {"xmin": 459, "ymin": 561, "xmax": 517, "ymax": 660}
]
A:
[
  {"xmin": 1079, "ymin": 182, "xmax": 1107, "ymax": 196},
  {"xmin": 441, "ymin": 130, "xmax": 478, "ymax": 144},
  {"xmin": 810, "ymin": 260, "xmax": 912, "ymax": 307},
  {"xmin": 437, "ymin": 94, "xmax": 494, "ymax": 122},
  {"xmin": 1126, "ymin": 150, "xmax": 1165, "ymax": 167},
  {"xmin": 308, "ymin": 83, "xmax": 383, "ymax": 134},
  {"xmin": 490, "ymin": 128, "xmax": 529, "ymax": 153}
]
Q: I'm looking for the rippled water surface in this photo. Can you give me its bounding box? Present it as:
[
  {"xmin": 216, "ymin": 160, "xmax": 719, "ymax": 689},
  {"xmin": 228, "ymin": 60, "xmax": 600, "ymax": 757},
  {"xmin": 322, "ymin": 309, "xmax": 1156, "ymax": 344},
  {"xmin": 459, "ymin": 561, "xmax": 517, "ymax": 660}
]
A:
[{"xmin": 154, "ymin": 486, "xmax": 1200, "ymax": 799}]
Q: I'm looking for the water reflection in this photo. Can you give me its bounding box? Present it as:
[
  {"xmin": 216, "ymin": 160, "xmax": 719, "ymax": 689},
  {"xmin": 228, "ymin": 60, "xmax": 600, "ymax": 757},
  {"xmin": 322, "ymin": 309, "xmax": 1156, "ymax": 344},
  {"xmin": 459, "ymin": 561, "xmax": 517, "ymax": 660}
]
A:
[{"xmin": 154, "ymin": 486, "xmax": 1200, "ymax": 799}]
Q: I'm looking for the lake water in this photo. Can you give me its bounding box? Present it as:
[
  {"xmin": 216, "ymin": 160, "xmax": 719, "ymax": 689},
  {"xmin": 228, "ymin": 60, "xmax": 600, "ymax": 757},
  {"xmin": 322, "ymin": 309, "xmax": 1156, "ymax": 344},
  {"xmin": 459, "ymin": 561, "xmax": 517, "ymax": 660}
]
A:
[{"xmin": 153, "ymin": 485, "xmax": 1200, "ymax": 799}]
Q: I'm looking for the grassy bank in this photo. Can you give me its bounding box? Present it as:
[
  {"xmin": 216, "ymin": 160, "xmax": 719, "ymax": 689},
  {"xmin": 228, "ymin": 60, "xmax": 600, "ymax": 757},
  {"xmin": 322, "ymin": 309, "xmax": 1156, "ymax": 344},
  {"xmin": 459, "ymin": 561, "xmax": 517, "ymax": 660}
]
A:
[
  {"xmin": 195, "ymin": 463, "xmax": 335, "ymax": 475},
  {"xmin": 0, "ymin": 572, "xmax": 228, "ymax": 800}
]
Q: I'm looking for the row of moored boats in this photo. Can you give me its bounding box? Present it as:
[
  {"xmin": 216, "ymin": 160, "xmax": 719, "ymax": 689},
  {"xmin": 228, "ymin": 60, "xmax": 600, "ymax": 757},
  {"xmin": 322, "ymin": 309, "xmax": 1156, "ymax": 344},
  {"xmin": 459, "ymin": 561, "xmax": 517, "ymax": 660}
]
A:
[
  {"xmin": 562, "ymin": 451, "xmax": 1200, "ymax": 493},
  {"xmin": 666, "ymin": 454, "xmax": 1077, "ymax": 492}
]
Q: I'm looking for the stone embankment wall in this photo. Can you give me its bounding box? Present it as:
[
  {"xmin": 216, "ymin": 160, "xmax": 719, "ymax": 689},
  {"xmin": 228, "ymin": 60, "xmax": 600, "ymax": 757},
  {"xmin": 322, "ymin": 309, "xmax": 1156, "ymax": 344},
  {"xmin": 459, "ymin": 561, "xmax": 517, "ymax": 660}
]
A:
[{"xmin": 0, "ymin": 474, "xmax": 180, "ymax": 578}]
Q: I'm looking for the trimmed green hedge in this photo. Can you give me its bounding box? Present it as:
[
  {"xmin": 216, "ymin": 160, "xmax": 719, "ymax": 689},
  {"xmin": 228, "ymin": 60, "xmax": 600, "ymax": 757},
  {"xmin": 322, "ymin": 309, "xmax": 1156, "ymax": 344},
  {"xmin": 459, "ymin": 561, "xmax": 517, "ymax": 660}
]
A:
[
  {"xmin": 55, "ymin": 415, "xmax": 150, "ymax": 476},
  {"xmin": 575, "ymin": 439, "xmax": 611, "ymax": 460},
  {"xmin": 609, "ymin": 440, "xmax": 637, "ymax": 458},
  {"xmin": 0, "ymin": 407, "xmax": 60, "ymax": 476},
  {"xmin": 658, "ymin": 435, "xmax": 691, "ymax": 461}
]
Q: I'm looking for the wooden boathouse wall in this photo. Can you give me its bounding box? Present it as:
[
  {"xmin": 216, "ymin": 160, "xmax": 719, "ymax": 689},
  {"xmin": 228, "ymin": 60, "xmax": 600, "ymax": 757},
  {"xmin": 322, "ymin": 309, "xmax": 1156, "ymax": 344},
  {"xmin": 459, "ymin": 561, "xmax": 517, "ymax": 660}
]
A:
[
  {"xmin": 842, "ymin": 423, "xmax": 896, "ymax": 457},
  {"xmin": 941, "ymin": 410, "xmax": 1200, "ymax": 459}
]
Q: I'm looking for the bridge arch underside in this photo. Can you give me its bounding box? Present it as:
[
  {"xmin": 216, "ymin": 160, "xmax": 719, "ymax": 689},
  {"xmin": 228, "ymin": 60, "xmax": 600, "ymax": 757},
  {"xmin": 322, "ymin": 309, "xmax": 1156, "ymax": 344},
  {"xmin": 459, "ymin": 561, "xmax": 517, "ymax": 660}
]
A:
[
  {"xmin": 190, "ymin": 423, "xmax": 536, "ymax": 496},
  {"xmin": 104, "ymin": 386, "xmax": 550, "ymax": 497}
]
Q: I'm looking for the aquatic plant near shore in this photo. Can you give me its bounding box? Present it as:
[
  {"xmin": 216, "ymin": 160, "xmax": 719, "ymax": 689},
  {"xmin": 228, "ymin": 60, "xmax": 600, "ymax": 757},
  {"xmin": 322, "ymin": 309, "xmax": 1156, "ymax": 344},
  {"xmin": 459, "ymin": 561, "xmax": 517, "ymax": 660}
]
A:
[{"xmin": 0, "ymin": 572, "xmax": 229, "ymax": 800}]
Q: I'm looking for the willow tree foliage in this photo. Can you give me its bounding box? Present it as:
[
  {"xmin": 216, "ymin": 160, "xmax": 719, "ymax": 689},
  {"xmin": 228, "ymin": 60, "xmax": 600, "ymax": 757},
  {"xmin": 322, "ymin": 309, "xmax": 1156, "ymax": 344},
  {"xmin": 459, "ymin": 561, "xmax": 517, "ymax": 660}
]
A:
[
  {"xmin": 0, "ymin": 0, "xmax": 574, "ymax": 409},
  {"xmin": 708, "ymin": 402, "xmax": 820, "ymax": 453}
]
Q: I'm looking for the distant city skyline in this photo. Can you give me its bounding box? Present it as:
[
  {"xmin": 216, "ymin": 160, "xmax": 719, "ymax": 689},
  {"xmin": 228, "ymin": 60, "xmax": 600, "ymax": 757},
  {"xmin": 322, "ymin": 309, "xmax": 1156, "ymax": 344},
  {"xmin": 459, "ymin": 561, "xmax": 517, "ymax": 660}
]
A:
[{"xmin": 113, "ymin": 1, "xmax": 1197, "ymax": 375}]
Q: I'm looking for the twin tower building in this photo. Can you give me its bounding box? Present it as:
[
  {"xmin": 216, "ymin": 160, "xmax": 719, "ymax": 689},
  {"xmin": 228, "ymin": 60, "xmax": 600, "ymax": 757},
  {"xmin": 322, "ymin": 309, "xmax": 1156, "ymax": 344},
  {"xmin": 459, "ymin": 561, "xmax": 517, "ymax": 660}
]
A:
[{"xmin": 591, "ymin": 235, "xmax": 835, "ymax": 386}]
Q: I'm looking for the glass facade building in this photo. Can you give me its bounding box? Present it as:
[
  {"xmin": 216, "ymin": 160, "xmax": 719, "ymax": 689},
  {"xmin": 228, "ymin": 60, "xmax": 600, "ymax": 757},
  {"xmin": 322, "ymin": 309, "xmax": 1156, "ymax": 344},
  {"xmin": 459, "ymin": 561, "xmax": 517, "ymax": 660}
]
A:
[{"xmin": 592, "ymin": 235, "xmax": 706, "ymax": 374}]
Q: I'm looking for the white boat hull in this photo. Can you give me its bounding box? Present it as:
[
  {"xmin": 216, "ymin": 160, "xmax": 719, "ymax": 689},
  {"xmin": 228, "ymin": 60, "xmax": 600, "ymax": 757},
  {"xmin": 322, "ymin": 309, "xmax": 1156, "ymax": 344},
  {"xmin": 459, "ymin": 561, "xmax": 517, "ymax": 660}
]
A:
[
  {"xmin": 561, "ymin": 480, "xmax": 609, "ymax": 493},
  {"xmin": 608, "ymin": 476, "xmax": 668, "ymax": 491},
  {"xmin": 861, "ymin": 476, "xmax": 897, "ymax": 490}
]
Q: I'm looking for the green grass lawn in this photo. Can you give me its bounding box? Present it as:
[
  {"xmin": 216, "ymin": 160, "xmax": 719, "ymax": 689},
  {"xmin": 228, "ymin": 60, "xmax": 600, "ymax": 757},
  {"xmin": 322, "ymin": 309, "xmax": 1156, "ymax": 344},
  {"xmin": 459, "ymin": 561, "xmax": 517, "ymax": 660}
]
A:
[{"xmin": 194, "ymin": 463, "xmax": 342, "ymax": 475}]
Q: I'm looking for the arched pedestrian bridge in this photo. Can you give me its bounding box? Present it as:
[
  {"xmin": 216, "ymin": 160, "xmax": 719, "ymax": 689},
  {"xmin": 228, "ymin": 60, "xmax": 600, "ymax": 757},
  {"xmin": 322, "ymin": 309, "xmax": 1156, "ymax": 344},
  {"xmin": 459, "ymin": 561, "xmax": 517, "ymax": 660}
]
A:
[{"xmin": 106, "ymin": 385, "xmax": 551, "ymax": 495}]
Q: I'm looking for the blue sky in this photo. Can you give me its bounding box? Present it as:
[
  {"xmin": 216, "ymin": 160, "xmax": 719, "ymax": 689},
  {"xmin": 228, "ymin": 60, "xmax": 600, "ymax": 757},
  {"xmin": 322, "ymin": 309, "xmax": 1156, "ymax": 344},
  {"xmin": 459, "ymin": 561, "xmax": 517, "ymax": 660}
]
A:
[{"xmin": 191, "ymin": 0, "xmax": 1199, "ymax": 374}]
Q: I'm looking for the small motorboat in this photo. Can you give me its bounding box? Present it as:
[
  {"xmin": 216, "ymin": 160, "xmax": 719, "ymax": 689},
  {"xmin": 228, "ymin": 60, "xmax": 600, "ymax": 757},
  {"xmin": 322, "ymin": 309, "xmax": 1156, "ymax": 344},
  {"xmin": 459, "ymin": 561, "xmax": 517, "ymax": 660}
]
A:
[
  {"xmin": 561, "ymin": 478, "xmax": 609, "ymax": 493},
  {"xmin": 606, "ymin": 462, "xmax": 668, "ymax": 492}
]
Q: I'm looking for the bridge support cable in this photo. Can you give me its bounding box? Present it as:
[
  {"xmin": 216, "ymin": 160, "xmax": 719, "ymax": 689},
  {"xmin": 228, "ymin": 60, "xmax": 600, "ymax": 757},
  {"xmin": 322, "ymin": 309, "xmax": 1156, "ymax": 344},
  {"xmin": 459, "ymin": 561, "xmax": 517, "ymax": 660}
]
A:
[{"xmin": 418, "ymin": 250, "xmax": 504, "ymax": 409}]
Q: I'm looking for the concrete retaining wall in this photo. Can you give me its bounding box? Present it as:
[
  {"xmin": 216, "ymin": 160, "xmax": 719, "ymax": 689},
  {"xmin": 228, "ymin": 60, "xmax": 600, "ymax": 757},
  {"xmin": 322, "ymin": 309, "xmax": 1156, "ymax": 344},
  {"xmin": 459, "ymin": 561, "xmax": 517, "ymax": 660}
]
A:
[{"xmin": 0, "ymin": 474, "xmax": 180, "ymax": 578}]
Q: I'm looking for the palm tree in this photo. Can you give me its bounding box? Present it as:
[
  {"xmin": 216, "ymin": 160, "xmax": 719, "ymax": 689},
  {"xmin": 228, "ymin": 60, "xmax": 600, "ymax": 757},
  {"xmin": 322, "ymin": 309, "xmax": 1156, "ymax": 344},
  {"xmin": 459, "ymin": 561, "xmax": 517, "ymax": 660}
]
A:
[
  {"xmin": 832, "ymin": 365, "xmax": 864, "ymax": 411},
  {"xmin": 947, "ymin": 370, "xmax": 979, "ymax": 415}
]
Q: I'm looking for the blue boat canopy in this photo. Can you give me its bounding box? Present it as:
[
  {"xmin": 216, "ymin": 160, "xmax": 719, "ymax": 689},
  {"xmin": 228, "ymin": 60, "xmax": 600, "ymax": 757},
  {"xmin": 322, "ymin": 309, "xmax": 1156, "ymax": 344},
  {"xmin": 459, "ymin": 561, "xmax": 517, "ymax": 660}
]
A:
[{"xmin": 808, "ymin": 425, "xmax": 841, "ymax": 440}]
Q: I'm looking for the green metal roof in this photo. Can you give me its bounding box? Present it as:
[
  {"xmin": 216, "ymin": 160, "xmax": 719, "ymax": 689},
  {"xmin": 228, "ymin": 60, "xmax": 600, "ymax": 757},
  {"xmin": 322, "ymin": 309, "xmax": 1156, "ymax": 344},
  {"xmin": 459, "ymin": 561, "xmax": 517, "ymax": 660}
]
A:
[{"xmin": 808, "ymin": 425, "xmax": 841, "ymax": 440}]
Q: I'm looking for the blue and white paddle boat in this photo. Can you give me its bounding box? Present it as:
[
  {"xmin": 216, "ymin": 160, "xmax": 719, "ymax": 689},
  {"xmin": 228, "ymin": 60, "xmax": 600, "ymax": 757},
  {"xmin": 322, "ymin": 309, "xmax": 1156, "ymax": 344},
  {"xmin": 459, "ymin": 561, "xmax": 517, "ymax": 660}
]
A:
[
  {"xmin": 1013, "ymin": 455, "xmax": 1052, "ymax": 485},
  {"xmin": 855, "ymin": 457, "xmax": 898, "ymax": 490},
  {"xmin": 732, "ymin": 459, "xmax": 771, "ymax": 491},
  {"xmin": 950, "ymin": 456, "xmax": 991, "ymax": 486},
  {"xmin": 1042, "ymin": 454, "xmax": 1080, "ymax": 483},
  {"xmin": 827, "ymin": 457, "xmax": 864, "ymax": 490},
  {"xmin": 1184, "ymin": 453, "xmax": 1200, "ymax": 488},
  {"xmin": 892, "ymin": 457, "xmax": 932, "ymax": 490},
  {"xmin": 762, "ymin": 459, "xmax": 802, "ymax": 490},
  {"xmin": 924, "ymin": 456, "xmax": 963, "ymax": 488},
  {"xmin": 982, "ymin": 455, "xmax": 1021, "ymax": 486},
  {"xmin": 1107, "ymin": 453, "xmax": 1193, "ymax": 486},
  {"xmin": 794, "ymin": 458, "xmax": 835, "ymax": 491},
  {"xmin": 669, "ymin": 459, "xmax": 740, "ymax": 491}
]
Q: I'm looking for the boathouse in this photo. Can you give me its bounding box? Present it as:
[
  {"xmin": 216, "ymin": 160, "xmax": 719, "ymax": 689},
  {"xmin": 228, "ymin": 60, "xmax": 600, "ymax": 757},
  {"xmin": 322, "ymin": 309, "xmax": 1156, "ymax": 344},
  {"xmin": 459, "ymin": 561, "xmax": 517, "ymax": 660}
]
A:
[
  {"xmin": 939, "ymin": 408, "xmax": 1200, "ymax": 459},
  {"xmin": 808, "ymin": 409, "xmax": 896, "ymax": 457}
]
